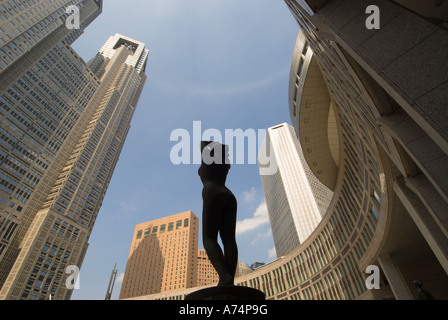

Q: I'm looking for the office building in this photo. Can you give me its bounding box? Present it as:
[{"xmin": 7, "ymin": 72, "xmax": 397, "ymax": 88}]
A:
[
  {"xmin": 119, "ymin": 211, "xmax": 199, "ymax": 299},
  {"xmin": 0, "ymin": 1, "xmax": 148, "ymax": 299},
  {"xmin": 259, "ymin": 123, "xmax": 333, "ymax": 257},
  {"xmin": 197, "ymin": 249, "xmax": 219, "ymax": 287},
  {"xmin": 120, "ymin": 214, "xmax": 237, "ymax": 298},
  {"xmin": 0, "ymin": 0, "xmax": 103, "ymax": 90},
  {"xmin": 127, "ymin": 0, "xmax": 448, "ymax": 300}
]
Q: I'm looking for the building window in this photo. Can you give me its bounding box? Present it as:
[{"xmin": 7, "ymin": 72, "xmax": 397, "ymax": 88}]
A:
[
  {"xmin": 160, "ymin": 224, "xmax": 166, "ymax": 233},
  {"xmin": 373, "ymin": 190, "xmax": 380, "ymax": 205},
  {"xmin": 136, "ymin": 230, "xmax": 142, "ymax": 239},
  {"xmin": 184, "ymin": 219, "xmax": 189, "ymax": 228},
  {"xmin": 144, "ymin": 228, "xmax": 150, "ymax": 237},
  {"xmin": 302, "ymin": 41, "xmax": 310, "ymax": 56},
  {"xmin": 371, "ymin": 206, "xmax": 379, "ymax": 220},
  {"xmin": 168, "ymin": 222, "xmax": 174, "ymax": 231},
  {"xmin": 176, "ymin": 220, "xmax": 182, "ymax": 229},
  {"xmin": 297, "ymin": 57, "xmax": 305, "ymax": 78}
]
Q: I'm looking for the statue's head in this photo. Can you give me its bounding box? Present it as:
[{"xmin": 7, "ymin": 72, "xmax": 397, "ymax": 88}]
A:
[{"xmin": 198, "ymin": 141, "xmax": 230, "ymax": 184}]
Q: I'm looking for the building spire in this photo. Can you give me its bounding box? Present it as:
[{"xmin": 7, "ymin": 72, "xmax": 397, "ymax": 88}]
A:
[{"xmin": 105, "ymin": 263, "xmax": 118, "ymax": 300}]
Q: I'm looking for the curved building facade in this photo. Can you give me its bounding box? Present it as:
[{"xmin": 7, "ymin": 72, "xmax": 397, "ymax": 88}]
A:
[{"xmin": 126, "ymin": 0, "xmax": 448, "ymax": 300}]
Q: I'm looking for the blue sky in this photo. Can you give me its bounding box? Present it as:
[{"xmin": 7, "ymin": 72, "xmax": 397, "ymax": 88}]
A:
[{"xmin": 70, "ymin": 0, "xmax": 299, "ymax": 300}]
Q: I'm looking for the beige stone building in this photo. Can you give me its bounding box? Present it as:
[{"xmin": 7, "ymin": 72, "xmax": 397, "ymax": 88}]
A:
[
  {"xmin": 120, "ymin": 213, "xmax": 245, "ymax": 299},
  {"xmin": 197, "ymin": 249, "xmax": 219, "ymax": 287},
  {"xmin": 238, "ymin": 263, "xmax": 254, "ymax": 277},
  {"xmin": 119, "ymin": 211, "xmax": 200, "ymax": 299}
]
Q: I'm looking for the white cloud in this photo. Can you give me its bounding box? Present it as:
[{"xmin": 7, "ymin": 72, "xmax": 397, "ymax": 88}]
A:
[
  {"xmin": 115, "ymin": 272, "xmax": 125, "ymax": 284},
  {"xmin": 268, "ymin": 247, "xmax": 277, "ymax": 259},
  {"xmin": 236, "ymin": 200, "xmax": 269, "ymax": 235},
  {"xmin": 243, "ymin": 187, "xmax": 256, "ymax": 203},
  {"xmin": 250, "ymin": 228, "xmax": 272, "ymax": 246}
]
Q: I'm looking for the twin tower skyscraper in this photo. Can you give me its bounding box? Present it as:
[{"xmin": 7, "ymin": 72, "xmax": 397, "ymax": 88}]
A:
[{"xmin": 0, "ymin": 1, "xmax": 148, "ymax": 299}]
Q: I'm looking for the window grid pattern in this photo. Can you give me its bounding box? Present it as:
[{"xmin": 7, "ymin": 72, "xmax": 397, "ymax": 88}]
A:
[{"xmin": 119, "ymin": 212, "xmax": 199, "ymax": 299}]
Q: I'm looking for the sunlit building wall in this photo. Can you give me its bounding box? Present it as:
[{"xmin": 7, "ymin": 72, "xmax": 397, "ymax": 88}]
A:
[
  {"xmin": 197, "ymin": 249, "xmax": 219, "ymax": 287},
  {"xmin": 119, "ymin": 211, "xmax": 199, "ymax": 299},
  {"xmin": 259, "ymin": 123, "xmax": 333, "ymax": 257}
]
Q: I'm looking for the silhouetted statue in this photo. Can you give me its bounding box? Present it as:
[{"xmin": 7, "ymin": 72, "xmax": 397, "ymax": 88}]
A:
[
  {"xmin": 413, "ymin": 281, "xmax": 436, "ymax": 300},
  {"xmin": 198, "ymin": 141, "xmax": 238, "ymax": 286}
]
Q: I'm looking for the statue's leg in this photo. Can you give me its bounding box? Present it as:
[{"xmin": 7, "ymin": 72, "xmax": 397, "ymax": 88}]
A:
[
  {"xmin": 202, "ymin": 189, "xmax": 233, "ymax": 286},
  {"xmin": 220, "ymin": 192, "xmax": 238, "ymax": 284}
]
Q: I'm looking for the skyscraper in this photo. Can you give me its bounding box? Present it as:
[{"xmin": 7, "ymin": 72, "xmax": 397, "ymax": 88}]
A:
[
  {"xmin": 0, "ymin": 0, "xmax": 103, "ymax": 90},
  {"xmin": 0, "ymin": 2, "xmax": 148, "ymax": 299},
  {"xmin": 259, "ymin": 123, "xmax": 333, "ymax": 256},
  {"xmin": 119, "ymin": 211, "xmax": 199, "ymax": 299}
]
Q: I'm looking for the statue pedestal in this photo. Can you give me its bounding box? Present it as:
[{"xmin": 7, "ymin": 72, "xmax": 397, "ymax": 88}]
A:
[{"xmin": 185, "ymin": 285, "xmax": 265, "ymax": 300}]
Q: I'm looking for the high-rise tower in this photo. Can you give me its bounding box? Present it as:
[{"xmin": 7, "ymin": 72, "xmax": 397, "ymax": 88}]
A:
[
  {"xmin": 0, "ymin": 0, "xmax": 103, "ymax": 90},
  {"xmin": 258, "ymin": 123, "xmax": 333, "ymax": 257},
  {"xmin": 0, "ymin": 2, "xmax": 148, "ymax": 299}
]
